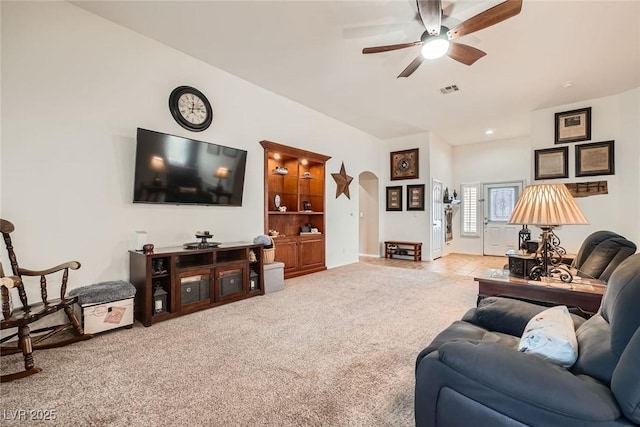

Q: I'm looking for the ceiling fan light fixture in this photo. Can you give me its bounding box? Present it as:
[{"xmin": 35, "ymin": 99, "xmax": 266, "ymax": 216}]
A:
[{"xmin": 421, "ymin": 38, "xmax": 450, "ymax": 60}]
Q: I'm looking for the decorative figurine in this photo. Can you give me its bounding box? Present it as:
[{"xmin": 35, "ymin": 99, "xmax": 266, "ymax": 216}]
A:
[{"xmin": 152, "ymin": 259, "xmax": 167, "ymax": 275}]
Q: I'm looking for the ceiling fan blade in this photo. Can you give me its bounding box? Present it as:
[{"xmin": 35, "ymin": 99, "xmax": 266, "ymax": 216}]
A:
[
  {"xmin": 417, "ymin": 0, "xmax": 442, "ymax": 35},
  {"xmin": 447, "ymin": 0, "xmax": 522, "ymax": 40},
  {"xmin": 362, "ymin": 41, "xmax": 422, "ymax": 54},
  {"xmin": 447, "ymin": 42, "xmax": 486, "ymax": 66},
  {"xmin": 397, "ymin": 55, "xmax": 425, "ymax": 78}
]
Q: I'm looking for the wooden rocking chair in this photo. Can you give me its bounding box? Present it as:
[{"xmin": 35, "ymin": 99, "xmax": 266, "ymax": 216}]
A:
[{"xmin": 1, "ymin": 219, "xmax": 92, "ymax": 382}]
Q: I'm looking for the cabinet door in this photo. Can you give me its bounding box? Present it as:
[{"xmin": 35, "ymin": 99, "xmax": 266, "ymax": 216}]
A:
[
  {"xmin": 298, "ymin": 235, "xmax": 325, "ymax": 271},
  {"xmin": 215, "ymin": 263, "xmax": 246, "ymax": 302},
  {"xmin": 275, "ymin": 237, "xmax": 298, "ymax": 275},
  {"xmin": 176, "ymin": 269, "xmax": 212, "ymax": 309}
]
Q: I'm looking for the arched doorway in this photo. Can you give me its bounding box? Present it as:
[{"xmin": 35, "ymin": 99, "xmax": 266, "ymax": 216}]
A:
[{"xmin": 358, "ymin": 171, "xmax": 380, "ymax": 256}]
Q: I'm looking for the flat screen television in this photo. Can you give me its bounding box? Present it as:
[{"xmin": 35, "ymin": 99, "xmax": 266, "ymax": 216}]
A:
[{"xmin": 133, "ymin": 128, "xmax": 248, "ymax": 206}]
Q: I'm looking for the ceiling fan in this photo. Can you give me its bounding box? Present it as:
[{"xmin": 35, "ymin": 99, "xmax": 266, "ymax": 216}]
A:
[{"xmin": 362, "ymin": 0, "xmax": 523, "ymax": 78}]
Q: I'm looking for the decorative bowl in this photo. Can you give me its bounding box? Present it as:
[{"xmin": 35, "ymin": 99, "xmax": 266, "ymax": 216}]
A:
[{"xmin": 274, "ymin": 167, "xmax": 289, "ymax": 175}]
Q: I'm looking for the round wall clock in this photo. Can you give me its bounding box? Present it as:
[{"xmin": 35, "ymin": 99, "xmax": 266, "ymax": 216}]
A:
[{"xmin": 168, "ymin": 86, "xmax": 213, "ymax": 132}]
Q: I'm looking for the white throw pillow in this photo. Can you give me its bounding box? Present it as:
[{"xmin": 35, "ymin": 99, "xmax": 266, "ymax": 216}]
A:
[{"xmin": 518, "ymin": 305, "xmax": 578, "ymax": 368}]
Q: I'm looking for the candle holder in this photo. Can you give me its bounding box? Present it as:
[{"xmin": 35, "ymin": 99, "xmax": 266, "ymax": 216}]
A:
[{"xmin": 153, "ymin": 283, "xmax": 168, "ymax": 314}]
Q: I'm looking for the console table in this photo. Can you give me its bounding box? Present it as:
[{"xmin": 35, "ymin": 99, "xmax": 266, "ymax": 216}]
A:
[
  {"xmin": 129, "ymin": 242, "xmax": 264, "ymax": 326},
  {"xmin": 475, "ymin": 269, "xmax": 605, "ymax": 315},
  {"xmin": 384, "ymin": 241, "xmax": 422, "ymax": 261}
]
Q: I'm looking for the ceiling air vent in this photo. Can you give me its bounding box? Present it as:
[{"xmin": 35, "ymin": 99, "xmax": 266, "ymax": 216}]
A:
[{"xmin": 440, "ymin": 85, "xmax": 459, "ymax": 94}]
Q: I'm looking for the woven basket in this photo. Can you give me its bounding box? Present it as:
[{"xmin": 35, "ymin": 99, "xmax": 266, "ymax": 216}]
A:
[{"xmin": 263, "ymin": 237, "xmax": 275, "ymax": 263}]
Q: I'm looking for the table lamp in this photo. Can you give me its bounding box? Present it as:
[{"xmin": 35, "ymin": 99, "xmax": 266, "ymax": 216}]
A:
[{"xmin": 507, "ymin": 184, "xmax": 588, "ymax": 282}]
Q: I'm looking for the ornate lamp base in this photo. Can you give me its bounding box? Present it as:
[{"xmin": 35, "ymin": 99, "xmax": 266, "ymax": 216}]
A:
[{"xmin": 529, "ymin": 226, "xmax": 574, "ymax": 283}]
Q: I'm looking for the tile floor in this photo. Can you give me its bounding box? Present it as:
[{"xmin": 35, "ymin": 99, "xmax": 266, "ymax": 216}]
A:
[{"xmin": 359, "ymin": 253, "xmax": 506, "ymax": 277}]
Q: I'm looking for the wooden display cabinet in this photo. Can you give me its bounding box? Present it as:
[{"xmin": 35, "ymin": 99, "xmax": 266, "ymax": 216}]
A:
[
  {"xmin": 129, "ymin": 242, "xmax": 264, "ymax": 327},
  {"xmin": 260, "ymin": 140, "xmax": 331, "ymax": 278}
]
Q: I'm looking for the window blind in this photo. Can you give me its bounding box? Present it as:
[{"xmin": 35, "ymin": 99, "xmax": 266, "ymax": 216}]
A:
[{"xmin": 461, "ymin": 183, "xmax": 480, "ymax": 236}]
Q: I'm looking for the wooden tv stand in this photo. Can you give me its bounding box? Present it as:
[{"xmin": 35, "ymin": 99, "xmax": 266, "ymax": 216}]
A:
[{"xmin": 129, "ymin": 242, "xmax": 264, "ymax": 327}]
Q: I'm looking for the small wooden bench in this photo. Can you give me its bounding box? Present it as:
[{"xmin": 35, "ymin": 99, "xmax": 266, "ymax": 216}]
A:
[{"xmin": 384, "ymin": 241, "xmax": 422, "ymax": 262}]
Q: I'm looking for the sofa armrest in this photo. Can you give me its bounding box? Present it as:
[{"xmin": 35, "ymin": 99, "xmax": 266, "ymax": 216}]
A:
[
  {"xmin": 431, "ymin": 340, "xmax": 620, "ymax": 421},
  {"xmin": 465, "ymin": 297, "xmax": 586, "ymax": 336}
]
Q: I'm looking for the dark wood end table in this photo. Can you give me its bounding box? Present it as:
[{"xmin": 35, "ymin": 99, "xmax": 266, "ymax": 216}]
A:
[{"xmin": 475, "ymin": 269, "xmax": 606, "ymax": 315}]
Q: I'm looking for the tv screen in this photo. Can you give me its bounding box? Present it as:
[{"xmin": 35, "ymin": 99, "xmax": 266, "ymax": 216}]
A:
[{"xmin": 133, "ymin": 128, "xmax": 247, "ymax": 206}]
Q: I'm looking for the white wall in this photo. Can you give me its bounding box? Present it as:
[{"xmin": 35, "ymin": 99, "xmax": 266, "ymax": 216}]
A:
[
  {"xmin": 358, "ymin": 172, "xmax": 379, "ymax": 257},
  {"xmin": 450, "ymin": 88, "xmax": 640, "ymax": 257},
  {"xmin": 381, "ymin": 133, "xmax": 431, "ymax": 259},
  {"xmin": 378, "ymin": 132, "xmax": 456, "ymax": 261},
  {"xmin": 622, "ymin": 88, "xmax": 640, "ymax": 246},
  {"xmin": 530, "ymin": 90, "xmax": 640, "ymax": 253},
  {"xmin": 0, "ymin": 1, "xmax": 382, "ymax": 296},
  {"xmin": 0, "ymin": 2, "xmax": 3, "ymax": 218},
  {"xmin": 452, "ymin": 137, "xmax": 531, "ymax": 254},
  {"xmin": 429, "ymin": 134, "xmax": 454, "ymax": 258}
]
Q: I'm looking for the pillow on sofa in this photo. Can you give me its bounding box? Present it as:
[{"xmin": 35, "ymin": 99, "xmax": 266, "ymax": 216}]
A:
[{"xmin": 518, "ymin": 305, "xmax": 578, "ymax": 368}]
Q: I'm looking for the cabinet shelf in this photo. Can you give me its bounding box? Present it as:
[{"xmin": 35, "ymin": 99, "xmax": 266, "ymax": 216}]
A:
[
  {"xmin": 269, "ymin": 191, "xmax": 298, "ymax": 196},
  {"xmin": 268, "ymin": 211, "xmax": 324, "ymax": 215},
  {"xmin": 271, "ymin": 173, "xmax": 316, "ymax": 179},
  {"xmin": 261, "ymin": 140, "xmax": 330, "ymax": 279},
  {"xmin": 152, "ymin": 312, "xmax": 172, "ymax": 320}
]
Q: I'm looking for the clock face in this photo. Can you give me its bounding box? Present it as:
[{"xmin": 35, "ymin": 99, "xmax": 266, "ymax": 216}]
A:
[
  {"xmin": 169, "ymin": 86, "xmax": 213, "ymax": 132},
  {"xmin": 178, "ymin": 93, "xmax": 208, "ymax": 125}
]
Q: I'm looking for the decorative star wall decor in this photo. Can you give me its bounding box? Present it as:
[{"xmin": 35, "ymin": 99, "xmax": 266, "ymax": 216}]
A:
[{"xmin": 331, "ymin": 162, "xmax": 353, "ymax": 199}]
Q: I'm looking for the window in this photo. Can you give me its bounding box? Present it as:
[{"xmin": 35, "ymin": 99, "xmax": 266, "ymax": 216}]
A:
[
  {"xmin": 488, "ymin": 186, "xmax": 518, "ymax": 222},
  {"xmin": 461, "ymin": 183, "xmax": 480, "ymax": 237}
]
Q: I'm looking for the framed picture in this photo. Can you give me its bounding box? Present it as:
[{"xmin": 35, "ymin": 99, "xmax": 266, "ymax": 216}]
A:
[
  {"xmin": 555, "ymin": 107, "xmax": 591, "ymax": 144},
  {"xmin": 406, "ymin": 184, "xmax": 425, "ymax": 211},
  {"xmin": 575, "ymin": 140, "xmax": 614, "ymax": 177},
  {"xmin": 390, "ymin": 148, "xmax": 419, "ymax": 180},
  {"xmin": 386, "ymin": 186, "xmax": 402, "ymax": 211},
  {"xmin": 534, "ymin": 146, "xmax": 568, "ymax": 180}
]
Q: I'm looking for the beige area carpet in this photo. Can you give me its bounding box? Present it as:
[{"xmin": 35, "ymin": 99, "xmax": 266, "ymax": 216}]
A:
[{"xmin": 1, "ymin": 262, "xmax": 481, "ymax": 426}]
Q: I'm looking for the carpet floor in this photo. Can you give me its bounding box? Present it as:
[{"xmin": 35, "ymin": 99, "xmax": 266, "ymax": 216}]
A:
[{"xmin": 1, "ymin": 261, "xmax": 480, "ymax": 426}]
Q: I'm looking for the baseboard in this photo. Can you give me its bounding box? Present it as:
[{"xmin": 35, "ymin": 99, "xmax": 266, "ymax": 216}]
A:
[{"xmin": 328, "ymin": 261, "xmax": 359, "ymax": 269}]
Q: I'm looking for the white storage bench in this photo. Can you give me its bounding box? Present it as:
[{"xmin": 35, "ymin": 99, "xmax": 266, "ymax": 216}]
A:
[{"xmin": 69, "ymin": 281, "xmax": 136, "ymax": 334}]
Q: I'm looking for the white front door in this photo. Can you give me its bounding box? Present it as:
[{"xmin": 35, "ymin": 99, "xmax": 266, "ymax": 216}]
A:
[
  {"xmin": 482, "ymin": 181, "xmax": 524, "ymax": 256},
  {"xmin": 432, "ymin": 180, "xmax": 443, "ymax": 260}
]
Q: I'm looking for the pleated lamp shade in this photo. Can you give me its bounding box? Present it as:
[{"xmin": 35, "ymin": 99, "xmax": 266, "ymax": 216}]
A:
[{"xmin": 508, "ymin": 184, "xmax": 589, "ymax": 226}]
